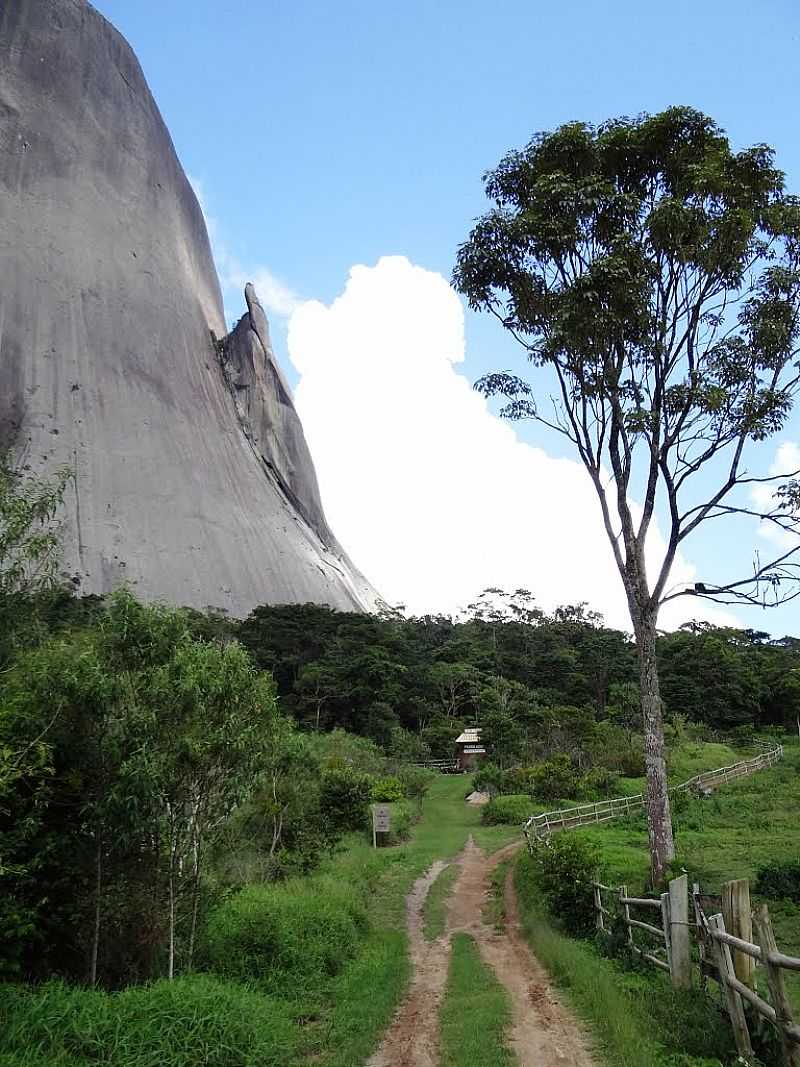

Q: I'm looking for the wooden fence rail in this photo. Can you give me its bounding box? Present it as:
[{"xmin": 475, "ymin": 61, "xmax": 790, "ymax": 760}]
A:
[
  {"xmin": 412, "ymin": 758, "xmax": 459, "ymax": 773},
  {"xmin": 593, "ymin": 875, "xmax": 689, "ymax": 983},
  {"xmin": 523, "ymin": 739, "xmax": 783, "ymax": 845},
  {"xmin": 589, "ymin": 869, "xmax": 800, "ymax": 1065}
]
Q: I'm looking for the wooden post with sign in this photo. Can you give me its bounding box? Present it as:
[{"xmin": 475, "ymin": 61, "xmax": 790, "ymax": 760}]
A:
[{"xmin": 372, "ymin": 804, "xmax": 391, "ymax": 848}]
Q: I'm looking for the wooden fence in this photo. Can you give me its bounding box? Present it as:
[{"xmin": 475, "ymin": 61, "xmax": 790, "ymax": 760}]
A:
[
  {"xmin": 523, "ymin": 739, "xmax": 784, "ymax": 845},
  {"xmin": 593, "ymin": 873, "xmax": 691, "ymax": 984},
  {"xmin": 590, "ymin": 871, "xmax": 800, "ymax": 1064},
  {"xmin": 413, "ymin": 758, "xmax": 459, "ymax": 773}
]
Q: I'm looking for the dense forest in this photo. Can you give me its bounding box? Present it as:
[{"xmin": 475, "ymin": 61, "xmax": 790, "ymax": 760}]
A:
[
  {"xmin": 3, "ymin": 577, "xmax": 799, "ymax": 989},
  {"xmin": 2, "ymin": 455, "xmax": 799, "ymax": 995}
]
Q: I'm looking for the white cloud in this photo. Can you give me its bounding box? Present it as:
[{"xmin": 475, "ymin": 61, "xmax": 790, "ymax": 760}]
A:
[
  {"xmin": 288, "ymin": 256, "xmax": 732, "ymax": 631},
  {"xmin": 188, "ymin": 175, "xmax": 301, "ymax": 322},
  {"xmin": 752, "ymin": 441, "xmax": 800, "ymax": 549}
]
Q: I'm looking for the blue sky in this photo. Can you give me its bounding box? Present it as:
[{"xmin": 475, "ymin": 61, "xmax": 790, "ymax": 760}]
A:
[{"xmin": 95, "ymin": 0, "xmax": 800, "ymax": 635}]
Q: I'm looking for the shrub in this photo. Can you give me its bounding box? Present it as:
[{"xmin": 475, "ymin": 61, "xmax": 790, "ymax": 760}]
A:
[
  {"xmin": 386, "ymin": 800, "xmax": 414, "ymax": 842},
  {"xmin": 319, "ymin": 766, "xmax": 372, "ymax": 831},
  {"xmin": 395, "ymin": 764, "xmax": 434, "ymax": 804},
  {"xmin": 518, "ymin": 833, "xmax": 598, "ymax": 936},
  {"xmin": 530, "ymin": 755, "xmax": 580, "ymax": 802},
  {"xmin": 506, "ymin": 765, "xmax": 538, "ymax": 795},
  {"xmin": 0, "ymin": 976, "xmax": 299, "ymax": 1067},
  {"xmin": 579, "ymin": 767, "xmax": 620, "ymax": 799},
  {"xmin": 472, "ymin": 761, "xmax": 509, "ymax": 797},
  {"xmin": 370, "ymin": 775, "xmax": 404, "ymax": 802},
  {"xmin": 481, "ymin": 794, "xmax": 534, "ymax": 826},
  {"xmin": 755, "ymin": 860, "xmax": 800, "ymax": 902},
  {"xmin": 203, "ymin": 881, "xmax": 368, "ymax": 998}
]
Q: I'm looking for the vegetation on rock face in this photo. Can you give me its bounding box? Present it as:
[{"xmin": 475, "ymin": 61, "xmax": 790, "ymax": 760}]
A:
[{"xmin": 454, "ymin": 106, "xmax": 800, "ymax": 882}]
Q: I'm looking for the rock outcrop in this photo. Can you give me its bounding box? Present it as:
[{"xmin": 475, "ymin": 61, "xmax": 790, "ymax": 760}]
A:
[{"xmin": 0, "ymin": 0, "xmax": 382, "ymax": 614}]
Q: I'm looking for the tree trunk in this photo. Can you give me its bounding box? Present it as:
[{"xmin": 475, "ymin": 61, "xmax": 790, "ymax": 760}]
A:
[
  {"xmin": 635, "ymin": 614, "xmax": 674, "ymax": 886},
  {"xmin": 167, "ymin": 821, "xmax": 177, "ymax": 980},
  {"xmin": 187, "ymin": 863, "xmax": 200, "ymax": 972},
  {"xmin": 89, "ymin": 836, "xmax": 102, "ymax": 985},
  {"xmin": 187, "ymin": 811, "xmax": 201, "ymax": 972}
]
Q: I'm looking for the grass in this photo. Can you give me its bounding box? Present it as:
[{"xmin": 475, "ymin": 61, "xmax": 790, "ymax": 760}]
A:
[
  {"xmin": 423, "ymin": 862, "xmax": 459, "ymax": 941},
  {"xmin": 484, "ymin": 858, "xmax": 511, "ymax": 931},
  {"xmin": 0, "ymin": 774, "xmax": 519, "ymax": 1067},
  {"xmin": 439, "ymin": 933, "xmax": 516, "ymax": 1067},
  {"xmin": 297, "ymin": 773, "xmax": 520, "ymax": 1066},
  {"xmin": 311, "ymin": 737, "xmax": 771, "ymax": 1065},
  {"xmin": 513, "ymin": 861, "xmax": 735, "ymax": 1067},
  {"xmin": 510, "ymin": 735, "xmax": 800, "ymax": 1066},
  {"xmin": 577, "ymin": 736, "xmax": 800, "ymax": 1017},
  {"xmin": 0, "ymin": 975, "xmax": 302, "ymax": 1067},
  {"xmin": 4, "ymin": 739, "xmax": 765, "ymax": 1067}
]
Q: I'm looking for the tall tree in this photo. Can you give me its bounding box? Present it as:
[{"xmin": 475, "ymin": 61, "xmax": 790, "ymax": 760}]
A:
[{"xmin": 454, "ymin": 107, "xmax": 800, "ymax": 882}]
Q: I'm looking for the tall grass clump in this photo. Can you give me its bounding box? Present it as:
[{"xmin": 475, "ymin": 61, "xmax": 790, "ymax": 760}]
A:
[
  {"xmin": 0, "ymin": 976, "xmax": 299, "ymax": 1067},
  {"xmin": 203, "ymin": 878, "xmax": 368, "ymax": 998}
]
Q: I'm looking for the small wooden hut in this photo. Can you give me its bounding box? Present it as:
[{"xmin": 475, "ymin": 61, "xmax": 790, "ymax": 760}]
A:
[{"xmin": 454, "ymin": 728, "xmax": 486, "ymax": 772}]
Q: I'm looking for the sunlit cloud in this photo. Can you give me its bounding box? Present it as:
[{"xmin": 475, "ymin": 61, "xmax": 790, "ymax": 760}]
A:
[{"xmin": 288, "ymin": 256, "xmax": 735, "ymax": 631}]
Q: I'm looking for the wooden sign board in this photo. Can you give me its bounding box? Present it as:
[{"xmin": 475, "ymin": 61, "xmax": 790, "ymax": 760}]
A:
[{"xmin": 372, "ymin": 803, "xmax": 391, "ymax": 847}]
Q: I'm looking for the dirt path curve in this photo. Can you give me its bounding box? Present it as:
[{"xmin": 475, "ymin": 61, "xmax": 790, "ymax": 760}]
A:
[{"xmin": 367, "ymin": 837, "xmax": 597, "ymax": 1067}]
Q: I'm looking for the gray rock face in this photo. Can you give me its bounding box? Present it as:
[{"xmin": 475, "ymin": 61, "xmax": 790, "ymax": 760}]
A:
[{"xmin": 0, "ymin": 0, "xmax": 382, "ymax": 614}]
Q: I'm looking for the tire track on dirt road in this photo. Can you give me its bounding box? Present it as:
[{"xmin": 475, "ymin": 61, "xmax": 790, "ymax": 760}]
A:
[{"xmin": 367, "ymin": 838, "xmax": 597, "ymax": 1067}]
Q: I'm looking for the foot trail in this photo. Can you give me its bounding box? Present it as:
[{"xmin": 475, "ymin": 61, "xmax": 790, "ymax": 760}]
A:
[{"xmin": 368, "ymin": 838, "xmax": 597, "ymax": 1066}]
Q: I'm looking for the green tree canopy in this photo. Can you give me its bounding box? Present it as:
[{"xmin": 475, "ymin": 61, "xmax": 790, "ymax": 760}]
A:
[{"xmin": 454, "ymin": 107, "xmax": 800, "ymax": 882}]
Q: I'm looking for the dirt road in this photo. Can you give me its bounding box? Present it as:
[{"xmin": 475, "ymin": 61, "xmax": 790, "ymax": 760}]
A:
[{"xmin": 367, "ymin": 837, "xmax": 597, "ymax": 1067}]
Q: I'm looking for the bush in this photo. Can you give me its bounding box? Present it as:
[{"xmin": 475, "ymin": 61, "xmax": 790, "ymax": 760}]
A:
[
  {"xmin": 518, "ymin": 833, "xmax": 598, "ymax": 936},
  {"xmin": 319, "ymin": 766, "xmax": 372, "ymax": 831},
  {"xmin": 0, "ymin": 976, "xmax": 299, "ymax": 1067},
  {"xmin": 203, "ymin": 880, "xmax": 368, "ymax": 998},
  {"xmin": 472, "ymin": 761, "xmax": 509, "ymax": 797},
  {"xmin": 755, "ymin": 860, "xmax": 800, "ymax": 902},
  {"xmin": 530, "ymin": 755, "xmax": 580, "ymax": 802},
  {"xmin": 579, "ymin": 767, "xmax": 620, "ymax": 800},
  {"xmin": 481, "ymin": 794, "xmax": 535, "ymax": 826},
  {"xmin": 506, "ymin": 765, "xmax": 538, "ymax": 795},
  {"xmin": 395, "ymin": 764, "xmax": 434, "ymax": 804},
  {"xmin": 370, "ymin": 775, "xmax": 404, "ymax": 802},
  {"xmin": 386, "ymin": 800, "xmax": 414, "ymax": 842}
]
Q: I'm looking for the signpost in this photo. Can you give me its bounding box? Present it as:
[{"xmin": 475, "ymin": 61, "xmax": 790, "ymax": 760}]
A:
[{"xmin": 372, "ymin": 803, "xmax": 391, "ymax": 848}]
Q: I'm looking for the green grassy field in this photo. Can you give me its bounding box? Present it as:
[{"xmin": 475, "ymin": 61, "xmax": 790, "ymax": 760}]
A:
[
  {"xmin": 4, "ymin": 740, "xmax": 782, "ymax": 1067},
  {"xmin": 512, "ymin": 736, "xmax": 800, "ymax": 1067},
  {"xmin": 0, "ymin": 775, "xmax": 518, "ymax": 1067}
]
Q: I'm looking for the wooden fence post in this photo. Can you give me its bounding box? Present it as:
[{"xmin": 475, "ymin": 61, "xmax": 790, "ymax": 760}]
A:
[
  {"xmin": 669, "ymin": 874, "xmax": 691, "ymax": 989},
  {"xmin": 722, "ymin": 878, "xmax": 755, "ymax": 988},
  {"xmin": 661, "ymin": 892, "xmax": 673, "ymax": 972},
  {"xmin": 754, "ymin": 903, "xmax": 800, "ymax": 1067},
  {"xmin": 593, "ymin": 884, "xmax": 605, "ymax": 933},
  {"xmin": 620, "ymin": 885, "xmax": 633, "ymax": 947},
  {"xmin": 709, "ymin": 913, "xmax": 753, "ymax": 1059}
]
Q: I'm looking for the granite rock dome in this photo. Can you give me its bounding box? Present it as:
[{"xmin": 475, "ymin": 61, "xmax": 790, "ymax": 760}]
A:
[{"xmin": 0, "ymin": 0, "xmax": 382, "ymax": 614}]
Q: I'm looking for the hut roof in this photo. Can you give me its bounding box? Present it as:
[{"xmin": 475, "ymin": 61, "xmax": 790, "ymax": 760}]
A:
[{"xmin": 455, "ymin": 728, "xmax": 482, "ymax": 745}]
